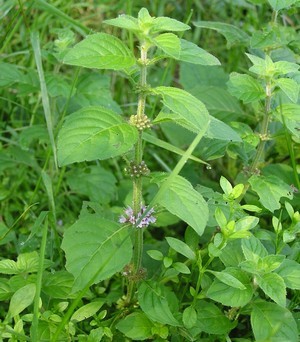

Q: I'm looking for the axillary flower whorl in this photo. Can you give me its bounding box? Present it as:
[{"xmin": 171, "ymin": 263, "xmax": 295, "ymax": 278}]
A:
[{"xmin": 129, "ymin": 114, "xmax": 152, "ymax": 131}]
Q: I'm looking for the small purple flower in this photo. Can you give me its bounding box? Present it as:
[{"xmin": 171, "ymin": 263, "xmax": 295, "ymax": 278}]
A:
[{"xmin": 119, "ymin": 205, "xmax": 156, "ymax": 228}]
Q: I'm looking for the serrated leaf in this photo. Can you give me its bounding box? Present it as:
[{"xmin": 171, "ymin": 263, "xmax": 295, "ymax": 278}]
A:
[
  {"xmin": 9, "ymin": 283, "xmax": 36, "ymax": 317},
  {"xmin": 193, "ymin": 21, "xmax": 249, "ymax": 48},
  {"xmin": 183, "ymin": 306, "xmax": 197, "ymax": 329},
  {"xmin": 249, "ymin": 175, "xmax": 293, "ymax": 212},
  {"xmin": 275, "ymin": 259, "xmax": 300, "ymax": 290},
  {"xmin": 206, "ymin": 268, "xmax": 253, "ymax": 307},
  {"xmin": 151, "ymin": 17, "xmax": 190, "ymax": 33},
  {"xmin": 178, "ymin": 39, "xmax": 220, "ymax": 65},
  {"xmin": 246, "ymin": 53, "xmax": 275, "ymax": 77},
  {"xmin": 151, "ymin": 173, "xmax": 208, "ymax": 236},
  {"xmin": 61, "ymin": 215, "xmax": 132, "ymax": 292},
  {"xmin": 151, "ymin": 86, "xmax": 210, "ymax": 134},
  {"xmin": 256, "ymin": 273, "xmax": 286, "ymax": 307},
  {"xmin": 153, "ymin": 33, "xmax": 180, "ymax": 58},
  {"xmin": 268, "ymin": 0, "xmax": 298, "ymax": 11},
  {"xmin": 227, "ymin": 72, "xmax": 265, "ymax": 103},
  {"xmin": 165, "ymin": 237, "xmax": 196, "ymax": 260},
  {"xmin": 138, "ymin": 281, "xmax": 181, "ymax": 326},
  {"xmin": 63, "ymin": 33, "xmax": 136, "ymax": 70},
  {"xmin": 274, "ymin": 60, "xmax": 299, "ymax": 75},
  {"xmin": 116, "ymin": 312, "xmax": 153, "ymax": 340},
  {"xmin": 71, "ymin": 301, "xmax": 104, "ymax": 322},
  {"xmin": 241, "ymin": 235, "xmax": 268, "ymax": 262},
  {"xmin": 104, "ymin": 15, "xmax": 140, "ymax": 32},
  {"xmin": 57, "ymin": 106, "xmax": 138, "ymax": 166},
  {"xmin": 251, "ymin": 301, "xmax": 297, "ymax": 342},
  {"xmin": 275, "ymin": 78, "xmax": 299, "ymax": 103}
]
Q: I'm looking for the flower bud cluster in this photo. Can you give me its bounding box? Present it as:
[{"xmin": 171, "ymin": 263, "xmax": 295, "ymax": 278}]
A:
[
  {"xmin": 129, "ymin": 114, "xmax": 152, "ymax": 131},
  {"xmin": 125, "ymin": 161, "xmax": 150, "ymax": 178}
]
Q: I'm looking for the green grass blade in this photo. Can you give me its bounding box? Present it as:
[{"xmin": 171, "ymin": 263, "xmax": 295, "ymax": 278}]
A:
[{"xmin": 30, "ymin": 31, "xmax": 58, "ymax": 169}]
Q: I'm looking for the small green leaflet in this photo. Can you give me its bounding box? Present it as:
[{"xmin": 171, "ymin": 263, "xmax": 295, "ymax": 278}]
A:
[
  {"xmin": 256, "ymin": 273, "xmax": 286, "ymax": 307},
  {"xmin": 193, "ymin": 21, "xmax": 249, "ymax": 48},
  {"xmin": 57, "ymin": 106, "xmax": 138, "ymax": 166},
  {"xmin": 63, "ymin": 33, "xmax": 136, "ymax": 70},
  {"xmin": 268, "ymin": 0, "xmax": 298, "ymax": 11}
]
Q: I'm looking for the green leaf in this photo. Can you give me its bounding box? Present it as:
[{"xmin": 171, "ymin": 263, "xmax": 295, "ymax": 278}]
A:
[
  {"xmin": 246, "ymin": 53, "xmax": 274, "ymax": 77},
  {"xmin": 63, "ymin": 33, "xmax": 136, "ymax": 70},
  {"xmin": 275, "ymin": 78, "xmax": 299, "ymax": 103},
  {"xmin": 268, "ymin": 0, "xmax": 298, "ymax": 11},
  {"xmin": 173, "ymin": 262, "xmax": 190, "ymax": 274},
  {"xmin": 193, "ymin": 21, "xmax": 249, "ymax": 48},
  {"xmin": 274, "ymin": 60, "xmax": 299, "ymax": 75},
  {"xmin": 241, "ymin": 235, "xmax": 268, "ymax": 262},
  {"xmin": 206, "ymin": 268, "xmax": 253, "ymax": 307},
  {"xmin": 151, "ymin": 17, "xmax": 190, "ymax": 33},
  {"xmin": 165, "ymin": 237, "xmax": 196, "ymax": 260},
  {"xmin": 138, "ymin": 281, "xmax": 181, "ymax": 326},
  {"xmin": 61, "ymin": 215, "xmax": 132, "ymax": 292},
  {"xmin": 258, "ymin": 255, "xmax": 285, "ymax": 273},
  {"xmin": 57, "ymin": 106, "xmax": 138, "ymax": 166},
  {"xmin": 0, "ymin": 278, "xmax": 11, "ymax": 300},
  {"xmin": 151, "ymin": 86, "xmax": 210, "ymax": 134},
  {"xmin": 195, "ymin": 300, "xmax": 235, "ymax": 334},
  {"xmin": 275, "ymin": 259, "xmax": 300, "ymax": 290},
  {"xmin": 227, "ymin": 72, "xmax": 265, "ymax": 103},
  {"xmin": 235, "ymin": 216, "xmax": 259, "ymax": 232},
  {"xmin": 275, "ymin": 103, "xmax": 300, "ymax": 138},
  {"xmin": 251, "ymin": 301, "xmax": 297, "ymax": 341},
  {"xmin": 116, "ymin": 312, "xmax": 153, "ymax": 340},
  {"xmin": 206, "ymin": 116, "xmax": 242, "ymax": 142},
  {"xmin": 153, "ymin": 33, "xmax": 181, "ymax": 58},
  {"xmin": 43, "ymin": 271, "xmax": 75, "ymax": 299},
  {"xmin": 220, "ymin": 176, "xmax": 233, "ymax": 195},
  {"xmin": 208, "ymin": 270, "xmax": 246, "ymax": 289},
  {"xmin": 147, "ymin": 250, "xmax": 164, "ymax": 261},
  {"xmin": 0, "ymin": 63, "xmax": 23, "ymax": 87},
  {"xmin": 71, "ymin": 301, "xmax": 104, "ymax": 322},
  {"xmin": 249, "ymin": 175, "xmax": 293, "ymax": 212},
  {"xmin": 103, "ymin": 15, "xmax": 140, "ymax": 32},
  {"xmin": 66, "ymin": 166, "xmax": 116, "ymax": 204},
  {"xmin": 183, "ymin": 306, "xmax": 197, "ymax": 329},
  {"xmin": 220, "ymin": 240, "xmax": 244, "ymax": 267},
  {"xmin": 256, "ymin": 273, "xmax": 286, "ymax": 307},
  {"xmin": 178, "ymin": 39, "xmax": 220, "ymax": 65},
  {"xmin": 151, "ymin": 173, "xmax": 208, "ymax": 236},
  {"xmin": 9, "ymin": 283, "xmax": 36, "ymax": 317}
]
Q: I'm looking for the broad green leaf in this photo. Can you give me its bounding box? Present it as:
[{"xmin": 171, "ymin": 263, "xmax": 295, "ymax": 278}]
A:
[
  {"xmin": 206, "ymin": 268, "xmax": 253, "ymax": 307},
  {"xmin": 208, "ymin": 270, "xmax": 246, "ymax": 289},
  {"xmin": 43, "ymin": 271, "xmax": 75, "ymax": 299},
  {"xmin": 116, "ymin": 312, "xmax": 153, "ymax": 340},
  {"xmin": 249, "ymin": 175, "xmax": 293, "ymax": 212},
  {"xmin": 183, "ymin": 306, "xmax": 197, "ymax": 329},
  {"xmin": 195, "ymin": 300, "xmax": 235, "ymax": 334},
  {"xmin": 165, "ymin": 237, "xmax": 196, "ymax": 260},
  {"xmin": 61, "ymin": 215, "xmax": 132, "ymax": 292},
  {"xmin": 258, "ymin": 255, "xmax": 285, "ymax": 273},
  {"xmin": 147, "ymin": 250, "xmax": 164, "ymax": 261},
  {"xmin": 268, "ymin": 0, "xmax": 298, "ymax": 11},
  {"xmin": 206, "ymin": 116, "xmax": 242, "ymax": 142},
  {"xmin": 71, "ymin": 301, "xmax": 104, "ymax": 322},
  {"xmin": 0, "ymin": 278, "xmax": 11, "ymax": 300},
  {"xmin": 0, "ymin": 63, "xmax": 23, "ymax": 87},
  {"xmin": 275, "ymin": 103, "xmax": 300, "ymax": 138},
  {"xmin": 235, "ymin": 216, "xmax": 259, "ymax": 232},
  {"xmin": 220, "ymin": 240, "xmax": 244, "ymax": 267},
  {"xmin": 227, "ymin": 72, "xmax": 265, "ymax": 103},
  {"xmin": 151, "ymin": 17, "xmax": 190, "ymax": 33},
  {"xmin": 66, "ymin": 166, "xmax": 116, "ymax": 204},
  {"xmin": 153, "ymin": 33, "xmax": 180, "ymax": 58},
  {"xmin": 173, "ymin": 262, "xmax": 190, "ymax": 274},
  {"xmin": 274, "ymin": 60, "xmax": 299, "ymax": 75},
  {"xmin": 138, "ymin": 281, "xmax": 181, "ymax": 326},
  {"xmin": 151, "ymin": 86, "xmax": 210, "ymax": 134},
  {"xmin": 193, "ymin": 21, "xmax": 249, "ymax": 48},
  {"xmin": 251, "ymin": 301, "xmax": 297, "ymax": 341},
  {"xmin": 57, "ymin": 106, "xmax": 138, "ymax": 166},
  {"xmin": 275, "ymin": 78, "xmax": 299, "ymax": 103},
  {"xmin": 275, "ymin": 259, "xmax": 300, "ymax": 290},
  {"xmin": 104, "ymin": 15, "xmax": 141, "ymax": 32},
  {"xmin": 63, "ymin": 33, "xmax": 136, "ymax": 70},
  {"xmin": 178, "ymin": 39, "xmax": 220, "ymax": 65},
  {"xmin": 241, "ymin": 235, "xmax": 268, "ymax": 262},
  {"xmin": 246, "ymin": 53, "xmax": 275, "ymax": 77},
  {"xmin": 9, "ymin": 283, "xmax": 36, "ymax": 317},
  {"xmin": 256, "ymin": 273, "xmax": 286, "ymax": 307},
  {"xmin": 151, "ymin": 173, "xmax": 209, "ymax": 236}
]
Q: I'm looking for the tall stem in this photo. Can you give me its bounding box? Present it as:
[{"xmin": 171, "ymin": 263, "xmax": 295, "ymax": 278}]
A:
[{"xmin": 127, "ymin": 42, "xmax": 148, "ymax": 303}]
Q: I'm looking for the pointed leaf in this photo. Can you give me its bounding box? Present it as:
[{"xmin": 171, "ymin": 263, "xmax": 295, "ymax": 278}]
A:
[
  {"xmin": 242, "ymin": 235, "xmax": 268, "ymax": 262},
  {"xmin": 104, "ymin": 15, "xmax": 140, "ymax": 32},
  {"xmin": 209, "ymin": 270, "xmax": 246, "ymax": 289},
  {"xmin": 57, "ymin": 106, "xmax": 138, "ymax": 166},
  {"xmin": 151, "ymin": 173, "xmax": 208, "ymax": 236},
  {"xmin": 116, "ymin": 312, "xmax": 153, "ymax": 340},
  {"xmin": 275, "ymin": 78, "xmax": 299, "ymax": 103},
  {"xmin": 71, "ymin": 301, "xmax": 104, "ymax": 322},
  {"xmin": 63, "ymin": 33, "xmax": 136, "ymax": 70},
  {"xmin": 275, "ymin": 259, "xmax": 300, "ymax": 290},
  {"xmin": 193, "ymin": 21, "xmax": 249, "ymax": 48},
  {"xmin": 61, "ymin": 215, "xmax": 132, "ymax": 292},
  {"xmin": 151, "ymin": 86, "xmax": 210, "ymax": 134},
  {"xmin": 138, "ymin": 281, "xmax": 181, "ymax": 326},
  {"xmin": 251, "ymin": 301, "xmax": 297, "ymax": 341},
  {"xmin": 165, "ymin": 237, "xmax": 196, "ymax": 260},
  {"xmin": 9, "ymin": 283, "xmax": 36, "ymax": 317},
  {"xmin": 256, "ymin": 273, "xmax": 286, "ymax": 307},
  {"xmin": 268, "ymin": 0, "xmax": 298, "ymax": 11},
  {"xmin": 178, "ymin": 39, "xmax": 220, "ymax": 65},
  {"xmin": 153, "ymin": 33, "xmax": 180, "ymax": 58},
  {"xmin": 151, "ymin": 17, "xmax": 190, "ymax": 33},
  {"xmin": 249, "ymin": 175, "xmax": 293, "ymax": 212}
]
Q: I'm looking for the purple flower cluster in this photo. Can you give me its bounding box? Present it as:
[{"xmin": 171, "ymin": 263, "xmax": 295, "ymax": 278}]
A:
[{"xmin": 119, "ymin": 205, "xmax": 156, "ymax": 228}]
